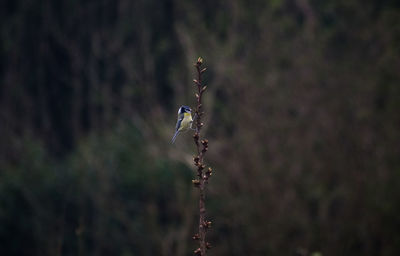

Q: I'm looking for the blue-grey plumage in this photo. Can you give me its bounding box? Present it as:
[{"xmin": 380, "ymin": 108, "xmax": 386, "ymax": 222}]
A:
[{"xmin": 171, "ymin": 105, "xmax": 193, "ymax": 143}]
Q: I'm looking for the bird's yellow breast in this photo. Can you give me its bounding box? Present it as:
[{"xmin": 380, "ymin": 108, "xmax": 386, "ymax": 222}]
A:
[{"xmin": 179, "ymin": 112, "xmax": 193, "ymax": 131}]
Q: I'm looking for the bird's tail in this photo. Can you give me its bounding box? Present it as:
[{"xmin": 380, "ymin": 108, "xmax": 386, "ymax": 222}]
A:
[{"xmin": 171, "ymin": 130, "xmax": 179, "ymax": 143}]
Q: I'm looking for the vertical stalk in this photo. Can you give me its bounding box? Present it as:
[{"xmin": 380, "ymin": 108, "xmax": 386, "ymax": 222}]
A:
[{"xmin": 192, "ymin": 57, "xmax": 212, "ymax": 255}]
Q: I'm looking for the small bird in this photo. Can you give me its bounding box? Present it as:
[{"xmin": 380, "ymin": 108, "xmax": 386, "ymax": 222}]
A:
[{"xmin": 172, "ymin": 105, "xmax": 193, "ymax": 143}]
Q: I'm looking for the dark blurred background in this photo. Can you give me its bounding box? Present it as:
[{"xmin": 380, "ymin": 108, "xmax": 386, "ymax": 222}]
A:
[{"xmin": 1, "ymin": 0, "xmax": 400, "ymax": 255}]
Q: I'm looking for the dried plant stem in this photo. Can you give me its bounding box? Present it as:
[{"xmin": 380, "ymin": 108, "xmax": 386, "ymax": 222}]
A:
[{"xmin": 192, "ymin": 57, "xmax": 212, "ymax": 255}]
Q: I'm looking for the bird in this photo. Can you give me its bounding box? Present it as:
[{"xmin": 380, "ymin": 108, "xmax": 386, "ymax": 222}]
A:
[{"xmin": 171, "ymin": 105, "xmax": 193, "ymax": 143}]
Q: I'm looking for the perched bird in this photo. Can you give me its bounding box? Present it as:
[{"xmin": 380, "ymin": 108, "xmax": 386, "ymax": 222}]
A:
[{"xmin": 172, "ymin": 105, "xmax": 193, "ymax": 143}]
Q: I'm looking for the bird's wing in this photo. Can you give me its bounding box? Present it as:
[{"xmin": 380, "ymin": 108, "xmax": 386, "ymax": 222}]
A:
[
  {"xmin": 175, "ymin": 117, "xmax": 183, "ymax": 131},
  {"xmin": 175, "ymin": 112, "xmax": 184, "ymax": 131},
  {"xmin": 172, "ymin": 117, "xmax": 183, "ymax": 143}
]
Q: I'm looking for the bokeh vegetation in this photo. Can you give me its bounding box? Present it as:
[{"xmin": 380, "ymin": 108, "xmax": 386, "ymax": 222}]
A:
[{"xmin": 1, "ymin": 0, "xmax": 400, "ymax": 255}]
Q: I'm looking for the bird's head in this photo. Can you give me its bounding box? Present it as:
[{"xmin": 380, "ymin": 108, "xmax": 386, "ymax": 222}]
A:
[{"xmin": 178, "ymin": 105, "xmax": 192, "ymax": 114}]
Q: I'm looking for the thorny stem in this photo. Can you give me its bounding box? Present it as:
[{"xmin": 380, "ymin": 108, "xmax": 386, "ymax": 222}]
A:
[{"xmin": 192, "ymin": 57, "xmax": 212, "ymax": 255}]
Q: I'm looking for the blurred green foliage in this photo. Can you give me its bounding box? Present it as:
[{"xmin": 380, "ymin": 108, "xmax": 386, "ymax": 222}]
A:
[
  {"xmin": 0, "ymin": 124, "xmax": 196, "ymax": 255},
  {"xmin": 1, "ymin": 0, "xmax": 400, "ymax": 255}
]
